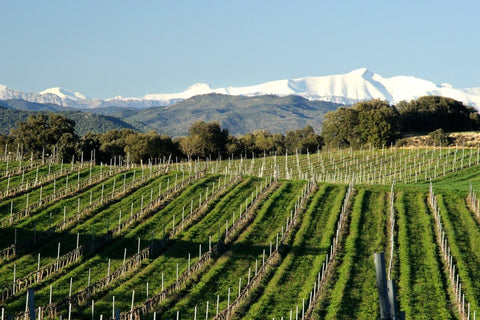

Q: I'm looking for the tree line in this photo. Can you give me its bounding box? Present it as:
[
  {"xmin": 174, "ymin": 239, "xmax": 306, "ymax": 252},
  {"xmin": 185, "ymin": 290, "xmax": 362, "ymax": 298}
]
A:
[
  {"xmin": 321, "ymin": 96, "xmax": 480, "ymax": 148},
  {"xmin": 0, "ymin": 114, "xmax": 322, "ymax": 163},
  {"xmin": 1, "ymin": 96, "xmax": 478, "ymax": 163}
]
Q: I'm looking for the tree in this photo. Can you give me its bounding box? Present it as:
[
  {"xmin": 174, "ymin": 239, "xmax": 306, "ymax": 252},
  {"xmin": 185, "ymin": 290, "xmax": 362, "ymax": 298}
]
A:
[
  {"xmin": 272, "ymin": 133, "xmax": 286, "ymax": 155},
  {"xmin": 321, "ymin": 100, "xmax": 400, "ymax": 148},
  {"xmin": 428, "ymin": 129, "xmax": 451, "ymax": 146},
  {"xmin": 179, "ymin": 135, "xmax": 203, "ymax": 159},
  {"xmin": 10, "ymin": 113, "xmax": 77, "ymax": 161},
  {"xmin": 124, "ymin": 132, "xmax": 149, "ymax": 163},
  {"xmin": 235, "ymin": 130, "xmax": 285, "ymax": 157},
  {"xmin": 124, "ymin": 131, "xmax": 177, "ymax": 162},
  {"xmin": 253, "ymin": 130, "xmax": 275, "ymax": 154},
  {"xmin": 397, "ymin": 96, "xmax": 480, "ymax": 132},
  {"xmin": 285, "ymin": 125, "xmax": 323, "ymax": 153},
  {"xmin": 57, "ymin": 132, "xmax": 77, "ymax": 162},
  {"xmin": 225, "ymin": 135, "xmax": 241, "ymax": 156},
  {"xmin": 146, "ymin": 132, "xmax": 178, "ymax": 159},
  {"xmin": 180, "ymin": 121, "xmax": 229, "ymax": 159},
  {"xmin": 355, "ymin": 100, "xmax": 400, "ymax": 148},
  {"xmin": 76, "ymin": 132, "xmax": 102, "ymax": 162},
  {"xmin": 321, "ymin": 107, "xmax": 360, "ymax": 148},
  {"xmin": 98, "ymin": 129, "xmax": 136, "ymax": 162},
  {"xmin": 239, "ymin": 133, "xmax": 256, "ymax": 157},
  {"xmin": 0, "ymin": 134, "xmax": 14, "ymax": 157},
  {"xmin": 10, "ymin": 114, "xmax": 49, "ymax": 156}
]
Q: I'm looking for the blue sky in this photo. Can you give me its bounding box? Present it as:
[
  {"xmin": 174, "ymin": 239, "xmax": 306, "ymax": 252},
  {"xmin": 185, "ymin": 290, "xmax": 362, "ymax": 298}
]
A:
[{"xmin": 1, "ymin": 0, "xmax": 479, "ymax": 98}]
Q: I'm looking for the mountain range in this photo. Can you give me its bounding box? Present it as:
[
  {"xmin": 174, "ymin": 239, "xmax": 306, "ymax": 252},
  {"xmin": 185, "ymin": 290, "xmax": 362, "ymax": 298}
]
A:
[
  {"xmin": 0, "ymin": 95, "xmax": 341, "ymax": 136},
  {"xmin": 1, "ymin": 68, "xmax": 480, "ymax": 109},
  {"xmin": 2, "ymin": 68, "xmax": 480, "ymax": 137}
]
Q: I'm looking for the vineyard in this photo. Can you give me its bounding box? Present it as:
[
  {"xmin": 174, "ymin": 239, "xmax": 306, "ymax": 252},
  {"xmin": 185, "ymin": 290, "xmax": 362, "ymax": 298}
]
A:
[{"xmin": 1, "ymin": 145, "xmax": 480, "ymax": 319}]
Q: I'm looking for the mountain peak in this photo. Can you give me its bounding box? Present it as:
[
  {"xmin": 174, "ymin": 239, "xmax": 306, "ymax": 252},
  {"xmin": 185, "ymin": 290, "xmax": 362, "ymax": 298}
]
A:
[
  {"xmin": 39, "ymin": 87, "xmax": 89, "ymax": 101},
  {"xmin": 186, "ymin": 83, "xmax": 212, "ymax": 91},
  {"xmin": 348, "ymin": 67, "xmax": 370, "ymax": 75}
]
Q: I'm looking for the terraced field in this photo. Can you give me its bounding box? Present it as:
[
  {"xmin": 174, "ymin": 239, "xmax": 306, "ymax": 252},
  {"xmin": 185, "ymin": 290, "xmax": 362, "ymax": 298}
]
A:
[{"xmin": 1, "ymin": 147, "xmax": 480, "ymax": 319}]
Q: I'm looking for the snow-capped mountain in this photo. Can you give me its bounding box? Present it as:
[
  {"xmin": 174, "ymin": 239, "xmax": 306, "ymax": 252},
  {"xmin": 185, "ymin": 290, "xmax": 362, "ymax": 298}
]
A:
[
  {"xmin": 1, "ymin": 68, "xmax": 480, "ymax": 109},
  {"xmin": 0, "ymin": 84, "xmax": 100, "ymax": 108},
  {"xmin": 39, "ymin": 87, "xmax": 90, "ymax": 101}
]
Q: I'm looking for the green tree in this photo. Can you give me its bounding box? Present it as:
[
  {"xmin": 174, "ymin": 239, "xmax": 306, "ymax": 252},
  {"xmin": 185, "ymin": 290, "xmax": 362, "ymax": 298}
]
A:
[
  {"xmin": 180, "ymin": 121, "xmax": 229, "ymax": 159},
  {"xmin": 321, "ymin": 100, "xmax": 399, "ymax": 148},
  {"xmin": 253, "ymin": 130, "xmax": 275, "ymax": 154},
  {"xmin": 285, "ymin": 125, "xmax": 323, "ymax": 153},
  {"xmin": 179, "ymin": 135, "xmax": 203, "ymax": 159},
  {"xmin": 428, "ymin": 128, "xmax": 451, "ymax": 146},
  {"xmin": 225, "ymin": 135, "xmax": 241, "ymax": 156},
  {"xmin": 98, "ymin": 129, "xmax": 136, "ymax": 161},
  {"xmin": 147, "ymin": 132, "xmax": 178, "ymax": 159},
  {"xmin": 272, "ymin": 133, "xmax": 286, "ymax": 155},
  {"xmin": 321, "ymin": 107, "xmax": 360, "ymax": 148},
  {"xmin": 397, "ymin": 96, "xmax": 480, "ymax": 132},
  {"xmin": 124, "ymin": 131, "xmax": 177, "ymax": 162},
  {"xmin": 239, "ymin": 133, "xmax": 256, "ymax": 157},
  {"xmin": 355, "ymin": 100, "xmax": 400, "ymax": 148},
  {"xmin": 124, "ymin": 132, "xmax": 149, "ymax": 163},
  {"xmin": 10, "ymin": 113, "xmax": 77, "ymax": 161},
  {"xmin": 76, "ymin": 132, "xmax": 102, "ymax": 162},
  {"xmin": 0, "ymin": 134, "xmax": 14, "ymax": 158}
]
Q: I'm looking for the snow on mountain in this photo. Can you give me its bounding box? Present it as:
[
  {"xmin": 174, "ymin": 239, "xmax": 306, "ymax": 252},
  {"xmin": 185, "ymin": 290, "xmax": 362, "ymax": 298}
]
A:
[
  {"xmin": 1, "ymin": 68, "xmax": 480, "ymax": 109},
  {"xmin": 216, "ymin": 68, "xmax": 395, "ymax": 104},
  {"xmin": 39, "ymin": 87, "xmax": 90, "ymax": 101},
  {"xmin": 0, "ymin": 84, "xmax": 98, "ymax": 108},
  {"xmin": 0, "ymin": 84, "xmax": 41, "ymax": 101},
  {"xmin": 461, "ymin": 87, "xmax": 480, "ymax": 96},
  {"xmin": 143, "ymin": 83, "xmax": 219, "ymax": 101},
  {"xmin": 206, "ymin": 68, "xmax": 480, "ymax": 108},
  {"xmin": 137, "ymin": 68, "xmax": 480, "ymax": 108}
]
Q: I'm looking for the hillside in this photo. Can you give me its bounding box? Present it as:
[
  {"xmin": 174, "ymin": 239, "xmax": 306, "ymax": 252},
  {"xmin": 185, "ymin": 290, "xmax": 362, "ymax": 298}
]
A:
[
  {"xmin": 0, "ymin": 99, "xmax": 71, "ymax": 112},
  {"xmin": 1, "ymin": 147, "xmax": 480, "ymax": 319},
  {"xmin": 0, "ymin": 105, "xmax": 142, "ymax": 136},
  {"xmin": 1, "ymin": 94, "xmax": 341, "ymax": 136},
  {"xmin": 115, "ymin": 93, "xmax": 341, "ymax": 136},
  {"xmin": 398, "ymin": 131, "xmax": 480, "ymax": 147},
  {"xmin": 60, "ymin": 111, "xmax": 142, "ymax": 135}
]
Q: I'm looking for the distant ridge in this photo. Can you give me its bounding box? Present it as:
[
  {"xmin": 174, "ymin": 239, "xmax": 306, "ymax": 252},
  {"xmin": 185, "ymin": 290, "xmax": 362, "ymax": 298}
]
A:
[
  {"xmin": 1, "ymin": 94, "xmax": 341, "ymax": 136},
  {"xmin": 0, "ymin": 104, "xmax": 142, "ymax": 136},
  {"xmin": 1, "ymin": 68, "xmax": 480, "ymax": 109},
  {"xmin": 111, "ymin": 93, "xmax": 342, "ymax": 136}
]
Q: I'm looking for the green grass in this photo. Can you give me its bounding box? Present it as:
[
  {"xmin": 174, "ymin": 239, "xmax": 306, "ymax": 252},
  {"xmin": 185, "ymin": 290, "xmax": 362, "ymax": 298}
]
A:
[
  {"xmin": 237, "ymin": 184, "xmax": 346, "ymax": 319},
  {"xmin": 83, "ymin": 177, "xmax": 263, "ymax": 318},
  {"xmin": 0, "ymin": 168, "xmax": 161, "ymax": 265},
  {"xmin": 435, "ymin": 193, "xmax": 480, "ymax": 312},
  {"xmin": 207, "ymin": 147, "xmax": 480, "ymax": 185},
  {"xmin": 0, "ymin": 163, "xmax": 69, "ymax": 196},
  {"xmin": 0, "ymin": 160, "xmax": 43, "ymax": 177},
  {"xmin": 0, "ymin": 166, "xmax": 99, "ymax": 221},
  {"xmin": 156, "ymin": 180, "xmax": 306, "ymax": 319},
  {"xmin": 3, "ymin": 173, "xmax": 212, "ymax": 313},
  {"xmin": 312, "ymin": 188, "xmax": 366, "ymax": 319},
  {"xmin": 395, "ymin": 192, "xmax": 455, "ymax": 320},
  {"xmin": 0, "ymin": 171, "xmax": 178, "ymax": 293},
  {"xmin": 315, "ymin": 189, "xmax": 388, "ymax": 320},
  {"xmin": 3, "ymin": 146, "xmax": 480, "ymax": 319}
]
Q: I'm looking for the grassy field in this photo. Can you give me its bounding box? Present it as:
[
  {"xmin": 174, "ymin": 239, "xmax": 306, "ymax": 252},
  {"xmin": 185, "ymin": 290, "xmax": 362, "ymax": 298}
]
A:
[
  {"xmin": 1, "ymin": 147, "xmax": 480, "ymax": 319},
  {"xmin": 236, "ymin": 184, "xmax": 347, "ymax": 319},
  {"xmin": 395, "ymin": 192, "xmax": 455, "ymax": 319},
  {"xmin": 156, "ymin": 180, "xmax": 306, "ymax": 319}
]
